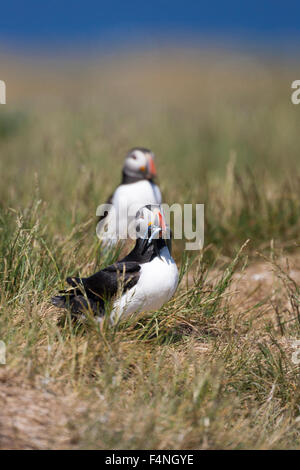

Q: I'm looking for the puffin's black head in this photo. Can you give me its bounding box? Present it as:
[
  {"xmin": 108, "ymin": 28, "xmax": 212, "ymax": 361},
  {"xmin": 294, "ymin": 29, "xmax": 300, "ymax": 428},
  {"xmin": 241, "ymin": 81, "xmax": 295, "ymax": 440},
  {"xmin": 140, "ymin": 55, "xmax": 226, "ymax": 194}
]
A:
[
  {"xmin": 135, "ymin": 204, "xmax": 172, "ymax": 256},
  {"xmin": 123, "ymin": 148, "xmax": 157, "ymax": 181}
]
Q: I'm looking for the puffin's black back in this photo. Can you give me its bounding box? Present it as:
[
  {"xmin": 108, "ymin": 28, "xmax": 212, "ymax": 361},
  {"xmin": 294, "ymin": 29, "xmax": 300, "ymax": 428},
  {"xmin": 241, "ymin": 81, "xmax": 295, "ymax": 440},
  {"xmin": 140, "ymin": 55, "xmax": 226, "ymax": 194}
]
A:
[{"xmin": 51, "ymin": 237, "xmax": 169, "ymax": 316}]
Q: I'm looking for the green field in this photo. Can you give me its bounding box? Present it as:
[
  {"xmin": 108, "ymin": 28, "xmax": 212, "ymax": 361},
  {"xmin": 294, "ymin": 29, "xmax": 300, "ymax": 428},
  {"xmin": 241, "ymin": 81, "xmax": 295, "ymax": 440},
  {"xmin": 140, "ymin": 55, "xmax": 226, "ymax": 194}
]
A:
[{"xmin": 0, "ymin": 48, "xmax": 300, "ymax": 449}]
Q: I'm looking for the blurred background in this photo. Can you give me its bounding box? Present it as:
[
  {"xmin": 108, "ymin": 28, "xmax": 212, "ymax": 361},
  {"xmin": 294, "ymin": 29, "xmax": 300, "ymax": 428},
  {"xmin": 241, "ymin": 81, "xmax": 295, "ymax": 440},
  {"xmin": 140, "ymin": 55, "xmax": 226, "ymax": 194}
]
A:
[{"xmin": 1, "ymin": 1, "xmax": 300, "ymax": 256}]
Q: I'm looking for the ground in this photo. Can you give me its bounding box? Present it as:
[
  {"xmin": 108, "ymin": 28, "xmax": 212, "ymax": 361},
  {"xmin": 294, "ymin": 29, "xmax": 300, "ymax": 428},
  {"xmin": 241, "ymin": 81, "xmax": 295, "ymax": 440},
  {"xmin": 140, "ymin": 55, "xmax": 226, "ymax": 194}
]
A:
[{"xmin": 1, "ymin": 253, "xmax": 300, "ymax": 449}]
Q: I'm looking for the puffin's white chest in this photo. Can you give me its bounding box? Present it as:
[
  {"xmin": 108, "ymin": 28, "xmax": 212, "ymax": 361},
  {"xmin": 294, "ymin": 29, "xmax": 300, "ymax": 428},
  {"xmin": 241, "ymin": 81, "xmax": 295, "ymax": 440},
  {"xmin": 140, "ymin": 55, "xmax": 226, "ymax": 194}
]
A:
[
  {"xmin": 111, "ymin": 247, "xmax": 179, "ymax": 323},
  {"xmin": 113, "ymin": 180, "xmax": 162, "ymax": 212},
  {"xmin": 98, "ymin": 181, "xmax": 162, "ymax": 244},
  {"xmin": 99, "ymin": 180, "xmax": 161, "ymax": 243}
]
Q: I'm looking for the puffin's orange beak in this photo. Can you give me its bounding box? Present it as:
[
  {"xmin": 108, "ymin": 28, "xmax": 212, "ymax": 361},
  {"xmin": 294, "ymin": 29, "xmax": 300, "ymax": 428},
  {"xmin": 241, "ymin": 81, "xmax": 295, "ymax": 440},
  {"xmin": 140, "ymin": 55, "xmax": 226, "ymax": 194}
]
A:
[
  {"xmin": 148, "ymin": 155, "xmax": 157, "ymax": 178},
  {"xmin": 158, "ymin": 211, "xmax": 166, "ymax": 232}
]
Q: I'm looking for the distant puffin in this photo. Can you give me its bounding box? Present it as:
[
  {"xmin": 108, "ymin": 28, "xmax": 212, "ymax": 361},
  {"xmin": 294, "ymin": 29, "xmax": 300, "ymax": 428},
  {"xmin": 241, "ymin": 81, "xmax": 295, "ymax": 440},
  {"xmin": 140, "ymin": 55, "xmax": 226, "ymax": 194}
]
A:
[
  {"xmin": 96, "ymin": 148, "xmax": 162, "ymax": 245},
  {"xmin": 52, "ymin": 205, "xmax": 178, "ymax": 324}
]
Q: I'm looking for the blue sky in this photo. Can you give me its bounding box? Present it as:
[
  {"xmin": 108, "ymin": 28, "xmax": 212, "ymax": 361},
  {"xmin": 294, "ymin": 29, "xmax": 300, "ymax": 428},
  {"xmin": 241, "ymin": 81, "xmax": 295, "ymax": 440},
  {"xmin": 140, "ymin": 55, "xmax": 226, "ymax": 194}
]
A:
[{"xmin": 1, "ymin": 1, "xmax": 300, "ymax": 49}]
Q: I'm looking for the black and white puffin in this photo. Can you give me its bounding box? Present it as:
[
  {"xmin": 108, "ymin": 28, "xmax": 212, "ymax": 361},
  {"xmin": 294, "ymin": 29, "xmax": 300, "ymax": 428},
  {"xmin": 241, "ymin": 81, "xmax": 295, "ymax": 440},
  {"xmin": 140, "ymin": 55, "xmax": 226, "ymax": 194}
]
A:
[
  {"xmin": 96, "ymin": 148, "xmax": 162, "ymax": 245},
  {"xmin": 52, "ymin": 205, "xmax": 178, "ymax": 324}
]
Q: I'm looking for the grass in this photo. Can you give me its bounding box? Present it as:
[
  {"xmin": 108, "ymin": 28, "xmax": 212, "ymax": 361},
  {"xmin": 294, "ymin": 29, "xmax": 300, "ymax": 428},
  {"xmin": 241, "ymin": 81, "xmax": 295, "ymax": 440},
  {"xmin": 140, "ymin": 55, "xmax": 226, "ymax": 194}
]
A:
[{"xmin": 0, "ymin": 47, "xmax": 300, "ymax": 449}]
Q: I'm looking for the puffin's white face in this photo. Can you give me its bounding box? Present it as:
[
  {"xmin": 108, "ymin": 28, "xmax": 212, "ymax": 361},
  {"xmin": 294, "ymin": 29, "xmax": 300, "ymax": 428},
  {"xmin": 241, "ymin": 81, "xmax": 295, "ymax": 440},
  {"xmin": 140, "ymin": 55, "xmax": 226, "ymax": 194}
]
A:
[
  {"xmin": 123, "ymin": 149, "xmax": 157, "ymax": 179},
  {"xmin": 135, "ymin": 204, "xmax": 170, "ymax": 242}
]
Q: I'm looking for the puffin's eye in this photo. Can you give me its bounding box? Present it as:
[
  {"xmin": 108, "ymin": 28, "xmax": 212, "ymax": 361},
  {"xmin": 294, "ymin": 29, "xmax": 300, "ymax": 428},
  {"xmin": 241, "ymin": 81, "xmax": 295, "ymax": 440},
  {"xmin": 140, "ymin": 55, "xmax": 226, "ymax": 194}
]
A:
[{"xmin": 131, "ymin": 154, "xmax": 137, "ymax": 160}]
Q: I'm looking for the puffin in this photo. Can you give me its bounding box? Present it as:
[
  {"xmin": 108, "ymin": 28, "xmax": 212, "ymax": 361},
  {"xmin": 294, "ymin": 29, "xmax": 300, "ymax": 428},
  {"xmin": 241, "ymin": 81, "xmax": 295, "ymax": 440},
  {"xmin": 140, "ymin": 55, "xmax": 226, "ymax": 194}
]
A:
[
  {"xmin": 96, "ymin": 148, "xmax": 162, "ymax": 245},
  {"xmin": 52, "ymin": 205, "xmax": 178, "ymax": 324}
]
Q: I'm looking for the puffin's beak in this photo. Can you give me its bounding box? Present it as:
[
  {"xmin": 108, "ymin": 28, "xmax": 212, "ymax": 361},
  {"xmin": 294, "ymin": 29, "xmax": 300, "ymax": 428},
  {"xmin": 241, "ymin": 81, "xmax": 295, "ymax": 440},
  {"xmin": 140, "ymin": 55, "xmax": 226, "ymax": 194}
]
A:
[
  {"xmin": 158, "ymin": 211, "xmax": 166, "ymax": 232},
  {"xmin": 147, "ymin": 211, "xmax": 166, "ymax": 244},
  {"xmin": 147, "ymin": 155, "xmax": 157, "ymax": 178}
]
